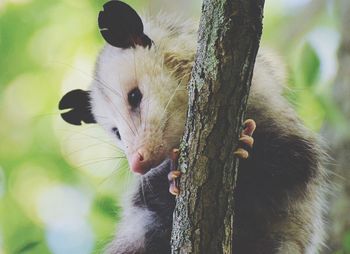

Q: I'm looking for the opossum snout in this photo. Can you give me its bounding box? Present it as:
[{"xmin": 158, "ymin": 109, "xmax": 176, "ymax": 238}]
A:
[{"xmin": 130, "ymin": 149, "xmax": 154, "ymax": 175}]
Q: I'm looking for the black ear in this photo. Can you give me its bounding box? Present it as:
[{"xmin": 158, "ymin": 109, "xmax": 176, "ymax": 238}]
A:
[
  {"xmin": 98, "ymin": 0, "xmax": 152, "ymax": 49},
  {"xmin": 59, "ymin": 89, "xmax": 96, "ymax": 126}
]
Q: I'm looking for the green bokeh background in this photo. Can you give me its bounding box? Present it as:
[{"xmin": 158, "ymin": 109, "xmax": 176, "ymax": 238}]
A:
[{"xmin": 0, "ymin": 0, "xmax": 347, "ymax": 253}]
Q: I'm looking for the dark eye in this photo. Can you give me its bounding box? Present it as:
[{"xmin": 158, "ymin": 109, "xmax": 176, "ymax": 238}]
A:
[
  {"xmin": 128, "ymin": 87, "xmax": 142, "ymax": 109},
  {"xmin": 112, "ymin": 127, "xmax": 121, "ymax": 140}
]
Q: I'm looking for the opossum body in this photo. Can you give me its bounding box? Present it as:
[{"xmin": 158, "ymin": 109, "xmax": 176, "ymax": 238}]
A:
[{"xmin": 59, "ymin": 2, "xmax": 328, "ymax": 253}]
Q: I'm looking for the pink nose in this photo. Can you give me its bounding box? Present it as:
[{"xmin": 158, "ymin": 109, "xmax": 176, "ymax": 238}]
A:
[{"xmin": 130, "ymin": 150, "xmax": 152, "ymax": 174}]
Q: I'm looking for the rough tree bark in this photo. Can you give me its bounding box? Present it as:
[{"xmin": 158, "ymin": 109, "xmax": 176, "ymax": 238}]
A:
[
  {"xmin": 171, "ymin": 1, "xmax": 265, "ymax": 253},
  {"xmin": 323, "ymin": 0, "xmax": 350, "ymax": 252}
]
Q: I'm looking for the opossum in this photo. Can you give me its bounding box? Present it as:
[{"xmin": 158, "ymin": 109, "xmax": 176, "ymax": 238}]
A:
[{"xmin": 58, "ymin": 1, "xmax": 328, "ymax": 253}]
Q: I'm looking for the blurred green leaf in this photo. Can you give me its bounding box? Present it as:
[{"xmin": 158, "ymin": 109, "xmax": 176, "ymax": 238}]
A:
[
  {"xmin": 14, "ymin": 241, "xmax": 40, "ymax": 254},
  {"xmin": 94, "ymin": 195, "xmax": 119, "ymax": 219},
  {"xmin": 344, "ymin": 232, "xmax": 350, "ymax": 253},
  {"xmin": 300, "ymin": 43, "xmax": 320, "ymax": 87}
]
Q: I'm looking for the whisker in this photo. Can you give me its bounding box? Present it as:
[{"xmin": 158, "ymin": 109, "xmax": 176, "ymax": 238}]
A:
[
  {"xmin": 141, "ymin": 96, "xmax": 151, "ymax": 132},
  {"xmin": 97, "ymin": 158, "xmax": 129, "ymax": 186},
  {"xmin": 50, "ymin": 60, "xmax": 141, "ymax": 139},
  {"xmin": 155, "ymin": 78, "xmax": 186, "ymax": 134},
  {"xmin": 118, "ymin": 72, "xmax": 139, "ymax": 137},
  {"xmin": 131, "ymin": 142, "xmax": 150, "ymax": 155},
  {"xmin": 155, "ymin": 106, "xmax": 185, "ymax": 135},
  {"xmin": 98, "ymin": 87, "xmax": 138, "ymax": 137},
  {"xmin": 144, "ymin": 86, "xmax": 151, "ymax": 133},
  {"xmin": 87, "ymin": 72, "xmax": 140, "ymax": 138},
  {"xmin": 75, "ymin": 156, "xmax": 126, "ymax": 169},
  {"xmin": 132, "ymin": 51, "xmax": 143, "ymax": 129},
  {"xmin": 93, "ymin": 73, "xmax": 125, "ymax": 99},
  {"xmin": 141, "ymin": 175, "xmax": 155, "ymax": 197},
  {"xmin": 52, "ymin": 60, "xmax": 124, "ymax": 100},
  {"xmin": 64, "ymin": 142, "xmax": 124, "ymax": 157},
  {"xmin": 140, "ymin": 177, "xmax": 148, "ymax": 207},
  {"xmin": 60, "ymin": 129, "xmax": 118, "ymax": 150}
]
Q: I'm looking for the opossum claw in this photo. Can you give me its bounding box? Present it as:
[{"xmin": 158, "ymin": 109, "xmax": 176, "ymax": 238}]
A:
[
  {"xmin": 234, "ymin": 119, "xmax": 256, "ymax": 159},
  {"xmin": 234, "ymin": 148, "xmax": 249, "ymax": 159},
  {"xmin": 239, "ymin": 135, "xmax": 254, "ymax": 148},
  {"xmin": 171, "ymin": 148, "xmax": 180, "ymax": 160},
  {"xmin": 168, "ymin": 170, "xmax": 181, "ymax": 181},
  {"xmin": 168, "ymin": 170, "xmax": 181, "ymax": 196},
  {"xmin": 168, "ymin": 148, "xmax": 181, "ymax": 196},
  {"xmin": 169, "ymin": 182, "xmax": 180, "ymax": 196},
  {"xmin": 243, "ymin": 119, "xmax": 256, "ymax": 136}
]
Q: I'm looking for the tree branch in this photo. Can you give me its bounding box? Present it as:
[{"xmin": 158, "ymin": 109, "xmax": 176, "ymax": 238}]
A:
[{"xmin": 171, "ymin": 0, "xmax": 265, "ymax": 253}]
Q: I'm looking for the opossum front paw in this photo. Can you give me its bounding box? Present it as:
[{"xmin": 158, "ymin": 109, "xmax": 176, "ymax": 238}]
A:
[
  {"xmin": 168, "ymin": 148, "xmax": 181, "ymax": 196},
  {"xmin": 234, "ymin": 119, "xmax": 256, "ymax": 159},
  {"xmin": 168, "ymin": 170, "xmax": 181, "ymax": 196}
]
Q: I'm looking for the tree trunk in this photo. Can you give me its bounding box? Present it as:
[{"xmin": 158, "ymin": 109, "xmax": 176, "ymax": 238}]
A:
[
  {"xmin": 171, "ymin": 1, "xmax": 265, "ymax": 253},
  {"xmin": 323, "ymin": 0, "xmax": 350, "ymax": 252}
]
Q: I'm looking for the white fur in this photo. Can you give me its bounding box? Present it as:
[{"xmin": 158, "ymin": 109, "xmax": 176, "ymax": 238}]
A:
[
  {"xmin": 306, "ymin": 183, "xmax": 328, "ymax": 254},
  {"xmin": 105, "ymin": 206, "xmax": 155, "ymax": 254}
]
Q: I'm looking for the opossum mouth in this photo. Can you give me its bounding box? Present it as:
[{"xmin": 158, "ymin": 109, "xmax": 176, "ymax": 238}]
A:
[
  {"xmin": 132, "ymin": 166, "xmax": 151, "ymax": 175},
  {"xmin": 142, "ymin": 159, "xmax": 173, "ymax": 177},
  {"xmin": 130, "ymin": 158, "xmax": 163, "ymax": 175},
  {"xmin": 132, "ymin": 148, "xmax": 179, "ymax": 175},
  {"xmin": 131, "ymin": 156, "xmax": 172, "ymax": 175}
]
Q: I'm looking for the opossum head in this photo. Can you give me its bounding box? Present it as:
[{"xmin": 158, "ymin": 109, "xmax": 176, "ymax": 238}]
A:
[{"xmin": 59, "ymin": 1, "xmax": 195, "ymax": 174}]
